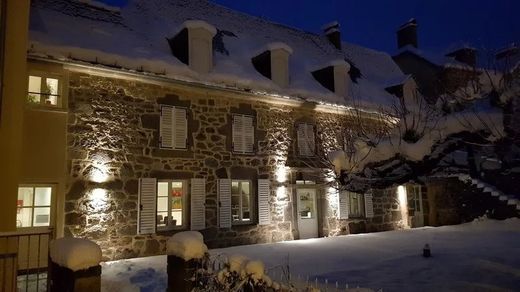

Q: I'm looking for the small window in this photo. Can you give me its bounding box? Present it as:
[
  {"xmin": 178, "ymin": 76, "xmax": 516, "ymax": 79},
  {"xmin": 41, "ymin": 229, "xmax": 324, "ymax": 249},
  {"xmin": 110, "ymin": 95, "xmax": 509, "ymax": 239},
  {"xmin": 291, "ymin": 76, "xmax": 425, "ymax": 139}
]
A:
[
  {"xmin": 232, "ymin": 114, "xmax": 255, "ymax": 154},
  {"xmin": 27, "ymin": 75, "xmax": 61, "ymax": 107},
  {"xmin": 160, "ymin": 106, "xmax": 188, "ymax": 150},
  {"xmin": 157, "ymin": 180, "xmax": 186, "ymax": 231},
  {"xmin": 17, "ymin": 186, "xmax": 53, "ymax": 228},
  {"xmin": 348, "ymin": 192, "xmax": 364, "ymax": 218},
  {"xmin": 231, "ymin": 180, "xmax": 252, "ymax": 223},
  {"xmin": 297, "ymin": 123, "xmax": 316, "ymax": 156}
]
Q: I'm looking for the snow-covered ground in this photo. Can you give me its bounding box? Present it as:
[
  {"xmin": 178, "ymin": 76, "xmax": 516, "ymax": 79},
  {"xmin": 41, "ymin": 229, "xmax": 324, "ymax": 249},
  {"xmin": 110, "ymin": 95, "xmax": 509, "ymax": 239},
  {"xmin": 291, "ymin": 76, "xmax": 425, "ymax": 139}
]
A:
[{"xmin": 101, "ymin": 218, "xmax": 520, "ymax": 291}]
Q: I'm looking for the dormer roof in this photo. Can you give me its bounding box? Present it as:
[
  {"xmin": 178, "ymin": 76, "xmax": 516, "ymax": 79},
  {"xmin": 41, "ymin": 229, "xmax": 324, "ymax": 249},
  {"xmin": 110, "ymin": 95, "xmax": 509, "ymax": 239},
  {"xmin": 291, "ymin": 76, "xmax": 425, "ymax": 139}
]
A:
[{"xmin": 29, "ymin": 0, "xmax": 407, "ymax": 110}]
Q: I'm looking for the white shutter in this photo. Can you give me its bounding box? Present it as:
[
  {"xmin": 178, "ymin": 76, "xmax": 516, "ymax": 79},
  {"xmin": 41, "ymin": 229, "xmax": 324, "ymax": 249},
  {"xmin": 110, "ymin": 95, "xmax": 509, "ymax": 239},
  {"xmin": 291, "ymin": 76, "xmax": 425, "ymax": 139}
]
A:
[
  {"xmin": 218, "ymin": 179, "xmax": 232, "ymax": 228},
  {"xmin": 306, "ymin": 124, "xmax": 315, "ymax": 154},
  {"xmin": 190, "ymin": 178, "xmax": 206, "ymax": 230},
  {"xmin": 338, "ymin": 191, "xmax": 349, "ymax": 219},
  {"xmin": 297, "ymin": 124, "xmax": 307, "ymax": 156},
  {"xmin": 232, "ymin": 115, "xmax": 244, "ymax": 153},
  {"xmin": 138, "ymin": 178, "xmax": 157, "ymax": 235},
  {"xmin": 243, "ymin": 116, "xmax": 255, "ymax": 153},
  {"xmin": 160, "ymin": 106, "xmax": 174, "ymax": 149},
  {"xmin": 257, "ymin": 179, "xmax": 270, "ymax": 225},
  {"xmin": 173, "ymin": 107, "xmax": 188, "ymax": 149},
  {"xmin": 364, "ymin": 192, "xmax": 374, "ymax": 218}
]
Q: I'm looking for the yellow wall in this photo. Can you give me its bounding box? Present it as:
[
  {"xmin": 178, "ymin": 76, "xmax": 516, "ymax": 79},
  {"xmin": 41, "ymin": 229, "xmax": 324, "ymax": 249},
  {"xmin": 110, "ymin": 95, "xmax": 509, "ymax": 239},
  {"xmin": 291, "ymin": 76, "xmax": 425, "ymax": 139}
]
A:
[{"xmin": 0, "ymin": 0, "xmax": 30, "ymax": 232}]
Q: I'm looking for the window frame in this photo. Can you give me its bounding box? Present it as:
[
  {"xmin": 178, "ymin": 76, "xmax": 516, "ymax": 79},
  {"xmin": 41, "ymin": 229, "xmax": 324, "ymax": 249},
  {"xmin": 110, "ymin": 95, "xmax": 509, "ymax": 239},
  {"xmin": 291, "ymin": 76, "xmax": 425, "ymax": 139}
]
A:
[
  {"xmin": 232, "ymin": 114, "xmax": 255, "ymax": 154},
  {"xmin": 347, "ymin": 192, "xmax": 365, "ymax": 218},
  {"xmin": 231, "ymin": 179, "xmax": 253, "ymax": 225},
  {"xmin": 16, "ymin": 184, "xmax": 55, "ymax": 229},
  {"xmin": 26, "ymin": 72, "xmax": 63, "ymax": 108},
  {"xmin": 156, "ymin": 180, "xmax": 188, "ymax": 231},
  {"xmin": 297, "ymin": 122, "xmax": 316, "ymax": 157}
]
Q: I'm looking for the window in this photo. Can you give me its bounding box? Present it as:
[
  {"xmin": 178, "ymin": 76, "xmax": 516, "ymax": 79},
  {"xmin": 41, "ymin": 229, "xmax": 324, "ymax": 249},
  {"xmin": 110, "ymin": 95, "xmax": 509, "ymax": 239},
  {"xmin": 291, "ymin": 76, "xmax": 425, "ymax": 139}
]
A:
[
  {"xmin": 407, "ymin": 185, "xmax": 422, "ymax": 211},
  {"xmin": 17, "ymin": 186, "xmax": 53, "ymax": 228},
  {"xmin": 27, "ymin": 75, "xmax": 61, "ymax": 107},
  {"xmin": 157, "ymin": 181, "xmax": 186, "ymax": 231},
  {"xmin": 231, "ymin": 180, "xmax": 252, "ymax": 223},
  {"xmin": 297, "ymin": 123, "xmax": 315, "ymax": 156},
  {"xmin": 232, "ymin": 114, "xmax": 255, "ymax": 153},
  {"xmin": 348, "ymin": 192, "xmax": 364, "ymax": 218},
  {"xmin": 160, "ymin": 105, "xmax": 188, "ymax": 150}
]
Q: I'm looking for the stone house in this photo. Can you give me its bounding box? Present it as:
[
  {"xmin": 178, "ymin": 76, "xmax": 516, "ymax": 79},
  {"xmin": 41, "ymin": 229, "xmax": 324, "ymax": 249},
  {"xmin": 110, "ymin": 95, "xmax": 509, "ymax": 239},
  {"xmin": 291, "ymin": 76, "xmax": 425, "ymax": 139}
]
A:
[{"xmin": 20, "ymin": 0, "xmax": 432, "ymax": 261}]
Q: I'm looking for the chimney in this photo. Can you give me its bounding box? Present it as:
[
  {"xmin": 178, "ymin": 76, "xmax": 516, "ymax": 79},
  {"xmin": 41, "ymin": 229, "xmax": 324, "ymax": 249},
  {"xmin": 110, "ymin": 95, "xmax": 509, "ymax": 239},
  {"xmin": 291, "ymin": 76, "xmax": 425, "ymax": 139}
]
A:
[
  {"xmin": 397, "ymin": 18, "xmax": 418, "ymax": 49},
  {"xmin": 322, "ymin": 21, "xmax": 341, "ymax": 50}
]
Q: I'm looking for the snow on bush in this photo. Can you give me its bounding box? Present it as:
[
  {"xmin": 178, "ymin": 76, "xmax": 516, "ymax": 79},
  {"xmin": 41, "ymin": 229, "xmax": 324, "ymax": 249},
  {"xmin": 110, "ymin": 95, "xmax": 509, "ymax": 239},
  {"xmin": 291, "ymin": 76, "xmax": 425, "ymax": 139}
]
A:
[
  {"xmin": 166, "ymin": 231, "xmax": 208, "ymax": 261},
  {"xmin": 49, "ymin": 237, "xmax": 102, "ymax": 271}
]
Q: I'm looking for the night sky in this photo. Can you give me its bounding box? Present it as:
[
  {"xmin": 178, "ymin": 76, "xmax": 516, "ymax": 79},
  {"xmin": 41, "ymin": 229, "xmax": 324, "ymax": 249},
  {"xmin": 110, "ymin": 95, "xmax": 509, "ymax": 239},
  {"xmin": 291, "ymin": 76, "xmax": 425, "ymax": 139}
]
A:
[{"xmin": 100, "ymin": 0, "xmax": 519, "ymax": 55}]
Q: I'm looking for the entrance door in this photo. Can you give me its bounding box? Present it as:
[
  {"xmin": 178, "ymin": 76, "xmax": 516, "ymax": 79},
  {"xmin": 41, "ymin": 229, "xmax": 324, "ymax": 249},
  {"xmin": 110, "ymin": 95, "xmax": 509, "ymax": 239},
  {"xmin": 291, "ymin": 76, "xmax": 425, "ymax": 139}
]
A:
[
  {"xmin": 296, "ymin": 188, "xmax": 318, "ymax": 239},
  {"xmin": 408, "ymin": 185, "xmax": 424, "ymax": 227}
]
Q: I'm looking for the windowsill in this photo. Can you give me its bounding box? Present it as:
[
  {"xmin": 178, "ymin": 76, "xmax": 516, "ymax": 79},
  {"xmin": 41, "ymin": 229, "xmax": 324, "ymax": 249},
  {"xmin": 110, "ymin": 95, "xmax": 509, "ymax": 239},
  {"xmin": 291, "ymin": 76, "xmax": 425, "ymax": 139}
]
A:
[
  {"xmin": 25, "ymin": 104, "xmax": 67, "ymax": 113},
  {"xmin": 232, "ymin": 151, "xmax": 256, "ymax": 156},
  {"xmin": 231, "ymin": 221, "xmax": 257, "ymax": 227},
  {"xmin": 156, "ymin": 227, "xmax": 187, "ymax": 235}
]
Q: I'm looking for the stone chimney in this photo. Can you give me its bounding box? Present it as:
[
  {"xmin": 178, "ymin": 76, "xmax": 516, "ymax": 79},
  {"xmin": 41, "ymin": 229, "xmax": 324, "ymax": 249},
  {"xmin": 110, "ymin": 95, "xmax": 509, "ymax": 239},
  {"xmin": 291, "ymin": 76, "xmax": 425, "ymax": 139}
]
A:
[
  {"xmin": 397, "ymin": 18, "xmax": 418, "ymax": 49},
  {"xmin": 322, "ymin": 21, "xmax": 341, "ymax": 50}
]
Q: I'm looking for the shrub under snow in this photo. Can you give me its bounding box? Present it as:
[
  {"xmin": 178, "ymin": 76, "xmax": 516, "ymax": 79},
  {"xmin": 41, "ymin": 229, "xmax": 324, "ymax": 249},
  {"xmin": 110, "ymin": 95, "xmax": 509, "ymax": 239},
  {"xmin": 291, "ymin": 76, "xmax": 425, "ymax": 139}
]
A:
[
  {"xmin": 167, "ymin": 231, "xmax": 208, "ymax": 261},
  {"xmin": 49, "ymin": 237, "xmax": 102, "ymax": 271}
]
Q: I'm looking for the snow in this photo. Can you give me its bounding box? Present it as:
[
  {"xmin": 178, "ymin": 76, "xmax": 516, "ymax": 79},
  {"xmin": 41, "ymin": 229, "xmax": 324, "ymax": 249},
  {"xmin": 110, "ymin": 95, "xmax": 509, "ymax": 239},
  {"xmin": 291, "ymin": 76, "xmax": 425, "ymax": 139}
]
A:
[
  {"xmin": 49, "ymin": 237, "xmax": 102, "ymax": 271},
  {"xmin": 101, "ymin": 219, "xmax": 520, "ymax": 291},
  {"xmin": 183, "ymin": 20, "xmax": 217, "ymax": 36},
  {"xmin": 266, "ymin": 42, "xmax": 294, "ymax": 54},
  {"xmin": 244, "ymin": 260, "xmax": 265, "ymax": 281},
  {"xmin": 29, "ymin": 0, "xmax": 406, "ymax": 111},
  {"xmin": 166, "ymin": 231, "xmax": 208, "ymax": 261}
]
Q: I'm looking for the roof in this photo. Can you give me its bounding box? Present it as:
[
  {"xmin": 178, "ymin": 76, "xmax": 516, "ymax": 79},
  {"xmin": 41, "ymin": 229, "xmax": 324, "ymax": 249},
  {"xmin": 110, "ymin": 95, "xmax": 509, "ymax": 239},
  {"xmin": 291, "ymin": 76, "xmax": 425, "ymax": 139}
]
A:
[{"xmin": 29, "ymin": 0, "xmax": 406, "ymax": 110}]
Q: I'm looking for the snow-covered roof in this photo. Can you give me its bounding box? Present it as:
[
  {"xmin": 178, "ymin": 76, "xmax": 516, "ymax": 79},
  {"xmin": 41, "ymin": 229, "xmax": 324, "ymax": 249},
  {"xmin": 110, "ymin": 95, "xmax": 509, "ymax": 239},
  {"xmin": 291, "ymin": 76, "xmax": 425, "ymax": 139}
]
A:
[{"xmin": 29, "ymin": 0, "xmax": 406, "ymax": 110}]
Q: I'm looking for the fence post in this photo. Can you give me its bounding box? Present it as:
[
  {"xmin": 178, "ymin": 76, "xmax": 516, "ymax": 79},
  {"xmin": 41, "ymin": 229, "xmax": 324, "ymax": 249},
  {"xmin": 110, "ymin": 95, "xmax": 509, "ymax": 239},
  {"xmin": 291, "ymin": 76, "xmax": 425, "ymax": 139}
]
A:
[{"xmin": 167, "ymin": 255, "xmax": 200, "ymax": 292}]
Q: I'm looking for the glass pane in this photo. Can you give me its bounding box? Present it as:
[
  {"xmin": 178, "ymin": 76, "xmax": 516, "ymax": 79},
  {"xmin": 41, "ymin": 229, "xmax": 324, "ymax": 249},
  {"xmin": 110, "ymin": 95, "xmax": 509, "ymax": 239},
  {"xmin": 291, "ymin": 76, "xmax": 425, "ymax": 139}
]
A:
[
  {"xmin": 158, "ymin": 182, "xmax": 168, "ymax": 197},
  {"xmin": 171, "ymin": 209, "xmax": 182, "ymax": 226},
  {"xmin": 157, "ymin": 197, "xmax": 168, "ymax": 212},
  {"xmin": 298, "ymin": 190, "xmax": 315, "ymax": 219},
  {"xmin": 232, "ymin": 208, "xmax": 240, "ymax": 221},
  {"xmin": 156, "ymin": 212, "xmax": 168, "ymax": 227},
  {"xmin": 242, "ymin": 192, "xmax": 250, "ymax": 208},
  {"xmin": 46, "ymin": 78, "xmax": 59, "ymax": 95},
  {"xmin": 241, "ymin": 182, "xmax": 250, "ymax": 195},
  {"xmin": 242, "ymin": 209, "xmax": 250, "ymax": 221},
  {"xmin": 231, "ymin": 195, "xmax": 239, "ymax": 208},
  {"xmin": 44, "ymin": 95, "xmax": 58, "ymax": 106},
  {"xmin": 16, "ymin": 208, "xmax": 32, "ymax": 228},
  {"xmin": 34, "ymin": 187, "xmax": 52, "ymax": 206},
  {"xmin": 18, "ymin": 187, "xmax": 34, "ymax": 207},
  {"xmin": 33, "ymin": 207, "xmax": 50, "ymax": 227},
  {"xmin": 231, "ymin": 181, "xmax": 239, "ymax": 195}
]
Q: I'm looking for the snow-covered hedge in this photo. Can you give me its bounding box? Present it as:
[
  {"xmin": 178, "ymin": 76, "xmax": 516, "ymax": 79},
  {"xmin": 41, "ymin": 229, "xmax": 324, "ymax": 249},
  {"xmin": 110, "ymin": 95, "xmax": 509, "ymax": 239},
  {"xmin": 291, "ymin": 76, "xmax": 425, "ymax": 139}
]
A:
[
  {"xmin": 49, "ymin": 237, "xmax": 102, "ymax": 271},
  {"xmin": 167, "ymin": 231, "xmax": 208, "ymax": 261}
]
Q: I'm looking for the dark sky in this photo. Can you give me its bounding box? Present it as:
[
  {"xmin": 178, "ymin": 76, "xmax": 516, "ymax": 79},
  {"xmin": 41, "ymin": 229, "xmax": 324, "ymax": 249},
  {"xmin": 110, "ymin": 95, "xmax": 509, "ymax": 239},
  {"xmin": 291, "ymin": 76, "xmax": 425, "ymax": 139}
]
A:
[{"xmin": 100, "ymin": 0, "xmax": 519, "ymax": 55}]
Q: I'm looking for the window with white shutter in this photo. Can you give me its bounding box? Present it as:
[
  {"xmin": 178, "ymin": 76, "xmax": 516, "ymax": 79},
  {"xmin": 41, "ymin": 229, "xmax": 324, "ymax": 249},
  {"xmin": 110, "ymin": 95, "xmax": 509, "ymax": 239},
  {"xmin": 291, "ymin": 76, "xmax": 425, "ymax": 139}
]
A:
[
  {"xmin": 348, "ymin": 192, "xmax": 364, "ymax": 218},
  {"xmin": 338, "ymin": 191, "xmax": 349, "ymax": 219},
  {"xmin": 218, "ymin": 179, "xmax": 232, "ymax": 228},
  {"xmin": 257, "ymin": 179, "xmax": 270, "ymax": 225},
  {"xmin": 138, "ymin": 178, "xmax": 157, "ymax": 235},
  {"xmin": 297, "ymin": 123, "xmax": 315, "ymax": 156},
  {"xmin": 190, "ymin": 178, "xmax": 206, "ymax": 231},
  {"xmin": 232, "ymin": 114, "xmax": 255, "ymax": 154},
  {"xmin": 160, "ymin": 105, "xmax": 188, "ymax": 150},
  {"xmin": 364, "ymin": 192, "xmax": 374, "ymax": 218}
]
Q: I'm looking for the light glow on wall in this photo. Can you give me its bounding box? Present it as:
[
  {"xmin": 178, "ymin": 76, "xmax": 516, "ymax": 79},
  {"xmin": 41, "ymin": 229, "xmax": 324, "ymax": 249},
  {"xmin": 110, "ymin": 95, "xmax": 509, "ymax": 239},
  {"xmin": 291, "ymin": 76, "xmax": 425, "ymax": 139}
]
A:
[
  {"xmin": 397, "ymin": 185, "xmax": 410, "ymax": 229},
  {"xmin": 89, "ymin": 152, "xmax": 111, "ymax": 183},
  {"xmin": 90, "ymin": 188, "xmax": 108, "ymax": 211},
  {"xmin": 275, "ymin": 165, "xmax": 288, "ymax": 183},
  {"xmin": 276, "ymin": 185, "xmax": 287, "ymax": 199}
]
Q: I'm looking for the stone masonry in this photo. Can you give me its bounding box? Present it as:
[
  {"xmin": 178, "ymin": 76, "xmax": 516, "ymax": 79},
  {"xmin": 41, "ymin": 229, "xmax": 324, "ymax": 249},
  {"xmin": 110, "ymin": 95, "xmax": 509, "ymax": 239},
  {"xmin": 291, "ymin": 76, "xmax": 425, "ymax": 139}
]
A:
[{"xmin": 65, "ymin": 71, "xmax": 405, "ymax": 260}]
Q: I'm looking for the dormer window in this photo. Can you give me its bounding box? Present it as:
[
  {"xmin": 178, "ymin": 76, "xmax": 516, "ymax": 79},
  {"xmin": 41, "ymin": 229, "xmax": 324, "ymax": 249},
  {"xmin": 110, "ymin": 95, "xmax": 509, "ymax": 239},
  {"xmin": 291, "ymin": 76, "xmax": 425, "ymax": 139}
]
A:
[
  {"xmin": 168, "ymin": 20, "xmax": 217, "ymax": 74},
  {"xmin": 312, "ymin": 60, "xmax": 351, "ymax": 97},
  {"xmin": 252, "ymin": 43, "xmax": 293, "ymax": 88}
]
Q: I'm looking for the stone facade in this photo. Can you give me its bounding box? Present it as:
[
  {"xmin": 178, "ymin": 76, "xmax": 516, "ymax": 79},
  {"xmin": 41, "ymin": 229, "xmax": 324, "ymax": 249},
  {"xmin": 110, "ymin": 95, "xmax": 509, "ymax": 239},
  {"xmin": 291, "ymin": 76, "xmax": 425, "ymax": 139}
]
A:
[{"xmin": 64, "ymin": 70, "xmax": 405, "ymax": 260}]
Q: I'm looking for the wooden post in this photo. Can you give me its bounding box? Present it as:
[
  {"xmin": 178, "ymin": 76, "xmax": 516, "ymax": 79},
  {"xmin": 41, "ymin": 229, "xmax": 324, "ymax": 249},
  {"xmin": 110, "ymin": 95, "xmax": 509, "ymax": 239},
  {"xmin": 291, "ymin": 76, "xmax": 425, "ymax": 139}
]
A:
[
  {"xmin": 167, "ymin": 255, "xmax": 199, "ymax": 292},
  {"xmin": 48, "ymin": 259, "xmax": 101, "ymax": 292}
]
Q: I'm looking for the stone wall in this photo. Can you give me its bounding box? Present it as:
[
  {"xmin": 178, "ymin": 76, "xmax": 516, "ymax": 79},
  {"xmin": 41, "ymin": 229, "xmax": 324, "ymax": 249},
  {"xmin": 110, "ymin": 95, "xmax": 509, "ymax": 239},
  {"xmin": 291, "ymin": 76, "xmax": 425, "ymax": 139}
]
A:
[{"xmin": 65, "ymin": 71, "xmax": 379, "ymax": 260}]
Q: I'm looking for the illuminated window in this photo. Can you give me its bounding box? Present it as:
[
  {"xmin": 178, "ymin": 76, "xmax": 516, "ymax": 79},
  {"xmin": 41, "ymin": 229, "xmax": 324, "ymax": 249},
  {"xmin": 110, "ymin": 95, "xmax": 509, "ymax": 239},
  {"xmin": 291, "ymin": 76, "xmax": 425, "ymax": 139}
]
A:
[
  {"xmin": 27, "ymin": 75, "xmax": 61, "ymax": 107},
  {"xmin": 231, "ymin": 180, "xmax": 252, "ymax": 223},
  {"xmin": 17, "ymin": 186, "xmax": 53, "ymax": 228},
  {"xmin": 157, "ymin": 181, "xmax": 186, "ymax": 231},
  {"xmin": 348, "ymin": 192, "xmax": 364, "ymax": 218}
]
